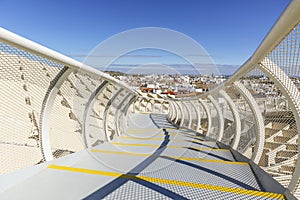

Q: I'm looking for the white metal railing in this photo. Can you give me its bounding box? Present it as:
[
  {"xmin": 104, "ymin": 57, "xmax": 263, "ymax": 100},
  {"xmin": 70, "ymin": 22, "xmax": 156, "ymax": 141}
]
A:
[
  {"xmin": 166, "ymin": 0, "xmax": 300, "ymax": 197},
  {"xmin": 0, "ymin": 27, "xmax": 137, "ymax": 171},
  {"xmin": 0, "ymin": 0, "xmax": 300, "ymax": 198}
]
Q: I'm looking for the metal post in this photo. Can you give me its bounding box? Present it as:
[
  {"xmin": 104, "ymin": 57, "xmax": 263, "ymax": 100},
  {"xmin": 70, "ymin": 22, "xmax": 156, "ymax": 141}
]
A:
[
  {"xmin": 115, "ymin": 93, "xmax": 132, "ymax": 136},
  {"xmin": 39, "ymin": 66, "xmax": 73, "ymax": 161},
  {"xmin": 198, "ymin": 98, "xmax": 211, "ymax": 136},
  {"xmin": 82, "ymin": 80, "xmax": 109, "ymax": 147},
  {"xmin": 183, "ymin": 101, "xmax": 192, "ymax": 129},
  {"xmin": 103, "ymin": 88, "xmax": 124, "ymax": 141},
  {"xmin": 190, "ymin": 100, "xmax": 201, "ymax": 131},
  {"xmin": 177, "ymin": 101, "xmax": 185, "ymax": 127},
  {"xmin": 219, "ymin": 90, "xmax": 241, "ymax": 150},
  {"xmin": 207, "ymin": 95, "xmax": 224, "ymax": 142},
  {"xmin": 260, "ymin": 57, "xmax": 300, "ymax": 191},
  {"xmin": 233, "ymin": 81, "xmax": 265, "ymax": 164}
]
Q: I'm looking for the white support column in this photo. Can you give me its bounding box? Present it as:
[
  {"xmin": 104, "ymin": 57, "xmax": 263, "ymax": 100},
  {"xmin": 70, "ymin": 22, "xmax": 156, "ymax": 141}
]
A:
[
  {"xmin": 157, "ymin": 100, "xmax": 162, "ymax": 113},
  {"xmin": 260, "ymin": 57, "xmax": 300, "ymax": 191},
  {"xmin": 174, "ymin": 101, "xmax": 181, "ymax": 125},
  {"xmin": 170, "ymin": 101, "xmax": 177, "ymax": 122},
  {"xmin": 165, "ymin": 101, "xmax": 169, "ymax": 114},
  {"xmin": 219, "ymin": 90, "xmax": 241, "ymax": 150},
  {"xmin": 178, "ymin": 102, "xmax": 185, "ymax": 127},
  {"xmin": 183, "ymin": 101, "xmax": 192, "ymax": 129},
  {"xmin": 145, "ymin": 98, "xmax": 154, "ymax": 113},
  {"xmin": 198, "ymin": 98, "xmax": 211, "ymax": 136},
  {"xmin": 190, "ymin": 100, "xmax": 201, "ymax": 131},
  {"xmin": 39, "ymin": 66, "xmax": 73, "ymax": 161},
  {"xmin": 131, "ymin": 97, "xmax": 138, "ymax": 113},
  {"xmin": 115, "ymin": 93, "xmax": 132, "ymax": 136},
  {"xmin": 233, "ymin": 81, "xmax": 265, "ymax": 164},
  {"xmin": 161, "ymin": 100, "xmax": 164, "ymax": 113},
  {"xmin": 153, "ymin": 100, "xmax": 157, "ymax": 113},
  {"xmin": 122, "ymin": 96, "xmax": 137, "ymax": 132},
  {"xmin": 167, "ymin": 101, "xmax": 173, "ymax": 119},
  {"xmin": 151, "ymin": 99, "xmax": 155, "ymax": 112},
  {"xmin": 207, "ymin": 95, "xmax": 224, "ymax": 142},
  {"xmin": 145, "ymin": 98, "xmax": 151, "ymax": 112},
  {"xmin": 103, "ymin": 88, "xmax": 123, "ymax": 141},
  {"xmin": 138, "ymin": 97, "xmax": 144, "ymax": 112},
  {"xmin": 82, "ymin": 80, "xmax": 109, "ymax": 147}
]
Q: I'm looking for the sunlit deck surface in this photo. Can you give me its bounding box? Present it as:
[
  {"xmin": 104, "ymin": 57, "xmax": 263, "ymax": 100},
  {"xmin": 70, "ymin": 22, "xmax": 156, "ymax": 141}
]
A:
[{"xmin": 0, "ymin": 114, "xmax": 287, "ymax": 199}]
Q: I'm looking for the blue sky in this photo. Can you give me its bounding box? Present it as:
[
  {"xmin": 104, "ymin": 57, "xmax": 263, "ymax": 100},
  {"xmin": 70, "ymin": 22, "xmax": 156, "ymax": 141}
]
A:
[{"xmin": 0, "ymin": 0, "xmax": 290, "ymax": 69}]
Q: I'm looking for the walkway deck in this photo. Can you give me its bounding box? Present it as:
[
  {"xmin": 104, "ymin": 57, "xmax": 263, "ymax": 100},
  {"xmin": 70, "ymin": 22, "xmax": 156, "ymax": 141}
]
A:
[{"xmin": 0, "ymin": 114, "xmax": 287, "ymax": 199}]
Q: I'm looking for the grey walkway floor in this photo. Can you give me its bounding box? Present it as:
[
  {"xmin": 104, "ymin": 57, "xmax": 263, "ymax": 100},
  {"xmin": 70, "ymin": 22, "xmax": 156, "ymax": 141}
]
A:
[{"xmin": 0, "ymin": 113, "xmax": 286, "ymax": 199}]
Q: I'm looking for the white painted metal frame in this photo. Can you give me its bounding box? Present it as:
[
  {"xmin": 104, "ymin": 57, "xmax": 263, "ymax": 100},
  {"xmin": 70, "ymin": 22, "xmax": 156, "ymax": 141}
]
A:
[
  {"xmin": 178, "ymin": 102, "xmax": 185, "ymax": 127},
  {"xmin": 233, "ymin": 81, "xmax": 265, "ymax": 164},
  {"xmin": 115, "ymin": 93, "xmax": 132, "ymax": 136},
  {"xmin": 219, "ymin": 90, "xmax": 241, "ymax": 150},
  {"xmin": 171, "ymin": 101, "xmax": 178, "ymax": 122},
  {"xmin": 159, "ymin": 100, "xmax": 165, "ymax": 113},
  {"xmin": 167, "ymin": 101, "xmax": 173, "ymax": 120},
  {"xmin": 82, "ymin": 80, "xmax": 109, "ymax": 147},
  {"xmin": 173, "ymin": 101, "xmax": 181, "ymax": 126},
  {"xmin": 198, "ymin": 98, "xmax": 211, "ymax": 135},
  {"xmin": 190, "ymin": 100, "xmax": 201, "ymax": 131},
  {"xmin": 137, "ymin": 97, "xmax": 144, "ymax": 112},
  {"xmin": 121, "ymin": 96, "xmax": 138, "ymax": 133},
  {"xmin": 103, "ymin": 88, "xmax": 124, "ymax": 141},
  {"xmin": 186, "ymin": 102, "xmax": 193, "ymax": 129},
  {"xmin": 0, "ymin": 27, "xmax": 137, "ymax": 94},
  {"xmin": 207, "ymin": 95, "xmax": 224, "ymax": 142},
  {"xmin": 259, "ymin": 58, "xmax": 300, "ymax": 191},
  {"xmin": 1, "ymin": 0, "xmax": 300, "ymax": 194},
  {"xmin": 182, "ymin": 101, "xmax": 192, "ymax": 129},
  {"xmin": 39, "ymin": 66, "xmax": 73, "ymax": 161}
]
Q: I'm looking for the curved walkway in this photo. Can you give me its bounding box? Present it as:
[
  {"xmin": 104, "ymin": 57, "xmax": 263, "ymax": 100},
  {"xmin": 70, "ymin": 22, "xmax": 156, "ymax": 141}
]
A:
[{"xmin": 0, "ymin": 114, "xmax": 290, "ymax": 199}]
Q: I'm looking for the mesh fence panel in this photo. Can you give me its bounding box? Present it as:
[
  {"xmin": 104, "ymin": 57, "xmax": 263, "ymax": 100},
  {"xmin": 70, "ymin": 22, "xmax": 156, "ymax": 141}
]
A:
[
  {"xmin": 225, "ymin": 85, "xmax": 256, "ymax": 158},
  {"xmin": 207, "ymin": 95, "xmax": 221, "ymax": 141},
  {"xmin": 0, "ymin": 42, "xmax": 62, "ymax": 173},
  {"xmin": 186, "ymin": 101, "xmax": 197, "ymax": 130},
  {"xmin": 261, "ymin": 23, "xmax": 300, "ymax": 195},
  {"xmin": 243, "ymin": 67, "xmax": 299, "ymax": 191},
  {"xmin": 216, "ymin": 94, "xmax": 233, "ymax": 145},
  {"xmin": 0, "ymin": 39, "xmax": 134, "ymax": 173},
  {"xmin": 202, "ymin": 101, "xmax": 209, "ymax": 135},
  {"xmin": 268, "ymin": 24, "xmax": 300, "ymax": 78}
]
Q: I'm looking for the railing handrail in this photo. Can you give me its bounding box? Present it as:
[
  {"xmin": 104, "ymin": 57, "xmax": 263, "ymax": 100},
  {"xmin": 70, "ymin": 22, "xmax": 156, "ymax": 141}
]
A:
[
  {"xmin": 165, "ymin": 0, "xmax": 300, "ymax": 101},
  {"xmin": 0, "ymin": 27, "xmax": 137, "ymax": 95}
]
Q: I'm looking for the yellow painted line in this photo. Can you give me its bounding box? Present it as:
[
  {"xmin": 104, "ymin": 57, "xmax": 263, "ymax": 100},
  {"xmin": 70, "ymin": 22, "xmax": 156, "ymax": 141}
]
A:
[
  {"xmin": 90, "ymin": 149, "xmax": 244, "ymax": 165},
  {"xmin": 120, "ymin": 136, "xmax": 201, "ymax": 142},
  {"xmin": 111, "ymin": 142, "xmax": 160, "ymax": 147},
  {"xmin": 120, "ymin": 136, "xmax": 169, "ymax": 141},
  {"xmin": 165, "ymin": 127, "xmax": 178, "ymax": 130},
  {"xmin": 48, "ymin": 165, "xmax": 284, "ymax": 199},
  {"xmin": 140, "ymin": 112, "xmax": 153, "ymax": 114},
  {"xmin": 126, "ymin": 129, "xmax": 163, "ymax": 134},
  {"xmin": 111, "ymin": 142, "xmax": 225, "ymax": 150}
]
